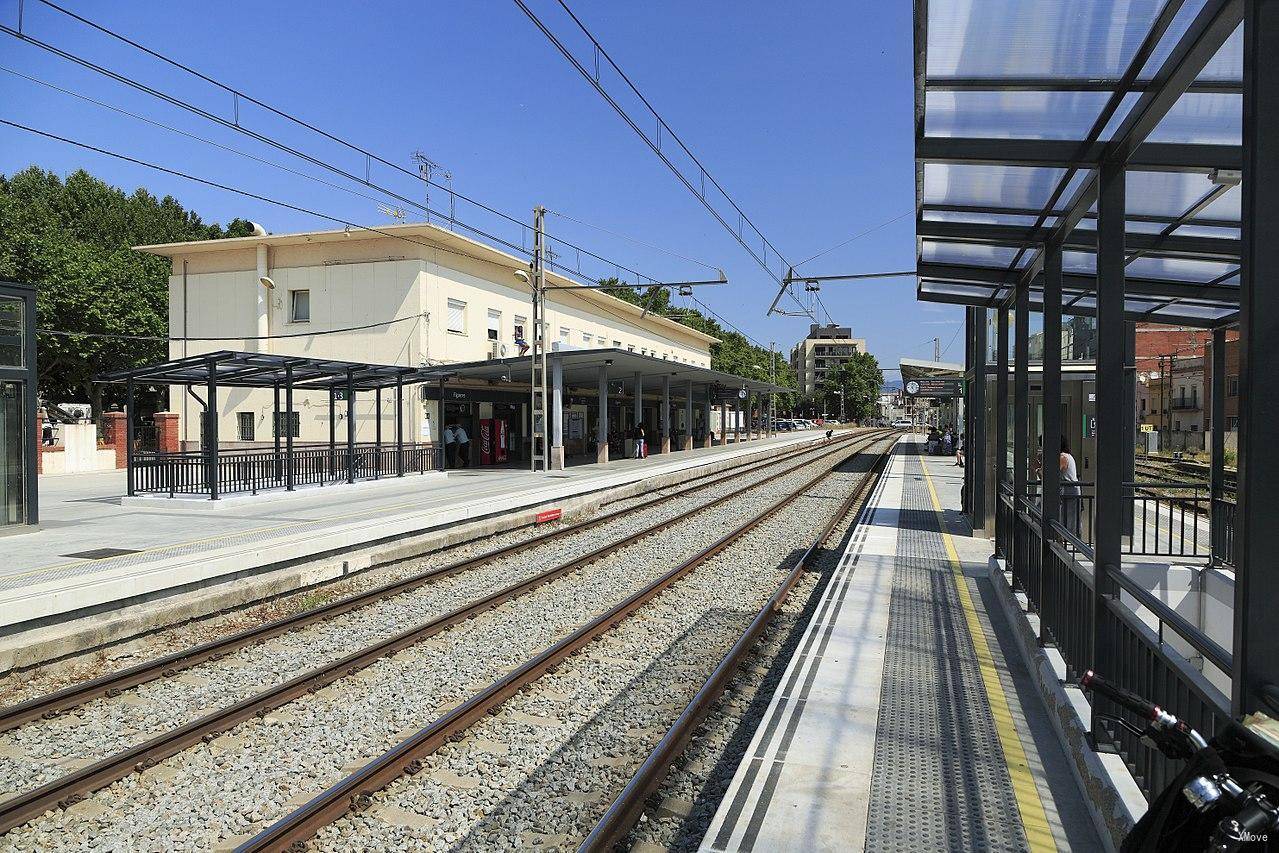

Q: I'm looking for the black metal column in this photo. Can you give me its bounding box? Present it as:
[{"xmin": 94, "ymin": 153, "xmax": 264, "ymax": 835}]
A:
[
  {"xmin": 395, "ymin": 377, "xmax": 404, "ymax": 477},
  {"xmin": 206, "ymin": 360, "xmax": 219, "ymax": 501},
  {"xmin": 1093, "ymin": 159, "xmax": 1126, "ymax": 722},
  {"xmin": 328, "ymin": 388, "xmax": 336, "ymax": 479},
  {"xmin": 125, "ymin": 378, "xmax": 136, "ymax": 497},
  {"xmin": 971, "ymin": 308, "xmax": 987, "ymax": 532},
  {"xmin": 1210, "ymin": 327, "xmax": 1226, "ymax": 566},
  {"xmin": 346, "ymin": 369, "xmax": 356, "ymax": 484},
  {"xmin": 437, "ymin": 377, "xmax": 447, "ymax": 471},
  {"xmin": 1041, "ymin": 245, "xmax": 1063, "ymax": 640},
  {"xmin": 374, "ymin": 387, "xmax": 382, "ymax": 480},
  {"xmin": 273, "ymin": 383, "xmax": 281, "ymax": 483},
  {"xmin": 284, "ymin": 365, "xmax": 294, "ymax": 491},
  {"xmin": 1123, "ymin": 322, "xmax": 1137, "ymax": 534},
  {"xmin": 995, "ymin": 305, "xmax": 1009, "ymax": 557},
  {"xmin": 1013, "ymin": 278, "xmax": 1030, "ymax": 589},
  {"xmin": 1233, "ymin": 0, "xmax": 1279, "ymax": 717}
]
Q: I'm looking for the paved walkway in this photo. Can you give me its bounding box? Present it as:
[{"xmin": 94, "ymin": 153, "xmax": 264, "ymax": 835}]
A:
[
  {"xmin": 702, "ymin": 436, "xmax": 1102, "ymax": 852},
  {"xmin": 3, "ymin": 432, "xmax": 820, "ymax": 636}
]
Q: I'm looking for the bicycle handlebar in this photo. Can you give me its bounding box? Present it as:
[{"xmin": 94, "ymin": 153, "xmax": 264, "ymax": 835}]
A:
[{"xmin": 1081, "ymin": 670, "xmax": 1160, "ymax": 720}]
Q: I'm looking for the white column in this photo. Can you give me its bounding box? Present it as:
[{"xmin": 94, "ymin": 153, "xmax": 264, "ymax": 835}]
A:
[
  {"xmin": 684, "ymin": 379, "xmax": 694, "ymax": 451},
  {"xmin": 661, "ymin": 375, "xmax": 671, "ymax": 454},
  {"xmin": 550, "ymin": 356, "xmax": 565, "ymax": 470},
  {"xmin": 596, "ymin": 365, "xmax": 609, "ymax": 464}
]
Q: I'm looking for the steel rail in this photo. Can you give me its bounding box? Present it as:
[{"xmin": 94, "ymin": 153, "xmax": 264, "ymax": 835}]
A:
[
  {"xmin": 0, "ymin": 433, "xmax": 848, "ymax": 734},
  {"xmin": 579, "ymin": 441, "xmax": 893, "ymax": 851},
  {"xmin": 235, "ymin": 433, "xmax": 894, "ymax": 852},
  {"xmin": 0, "ymin": 431, "xmax": 892, "ymax": 835}
]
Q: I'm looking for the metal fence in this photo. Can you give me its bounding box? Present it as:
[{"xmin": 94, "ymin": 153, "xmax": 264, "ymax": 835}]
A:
[
  {"xmin": 1003, "ymin": 488, "xmax": 1233, "ymax": 799},
  {"xmin": 132, "ymin": 442, "xmax": 442, "ymax": 497}
]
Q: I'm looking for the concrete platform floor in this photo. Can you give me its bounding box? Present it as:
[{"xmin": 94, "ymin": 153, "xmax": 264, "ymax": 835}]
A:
[
  {"xmin": 1, "ymin": 432, "xmax": 826, "ymax": 645},
  {"xmin": 701, "ymin": 437, "xmax": 1103, "ymax": 852}
]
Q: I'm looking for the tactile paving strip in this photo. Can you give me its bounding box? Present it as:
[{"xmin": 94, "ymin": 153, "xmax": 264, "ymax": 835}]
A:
[{"xmin": 863, "ymin": 448, "xmax": 1028, "ymax": 852}]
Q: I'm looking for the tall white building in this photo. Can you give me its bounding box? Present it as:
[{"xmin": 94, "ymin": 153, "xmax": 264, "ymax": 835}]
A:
[{"xmin": 789, "ymin": 323, "xmax": 868, "ymax": 396}]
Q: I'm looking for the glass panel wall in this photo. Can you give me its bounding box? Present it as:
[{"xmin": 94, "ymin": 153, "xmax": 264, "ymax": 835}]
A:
[{"xmin": 0, "ymin": 381, "xmax": 23, "ymax": 526}]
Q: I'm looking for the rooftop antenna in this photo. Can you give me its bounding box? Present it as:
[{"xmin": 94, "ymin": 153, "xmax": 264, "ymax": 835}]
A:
[
  {"xmin": 377, "ymin": 203, "xmax": 407, "ymax": 222},
  {"xmin": 411, "ymin": 150, "xmax": 454, "ymax": 226}
]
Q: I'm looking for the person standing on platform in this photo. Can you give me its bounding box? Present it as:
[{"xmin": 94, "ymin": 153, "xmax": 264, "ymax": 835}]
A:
[
  {"xmin": 1060, "ymin": 435, "xmax": 1082, "ymax": 536},
  {"xmin": 633, "ymin": 424, "xmax": 646, "ymax": 459},
  {"xmin": 443, "ymin": 423, "xmax": 457, "ymax": 469},
  {"xmin": 454, "ymin": 423, "xmax": 471, "ymax": 468}
]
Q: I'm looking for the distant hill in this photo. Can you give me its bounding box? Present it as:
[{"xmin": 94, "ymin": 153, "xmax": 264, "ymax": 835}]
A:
[{"xmin": 881, "ymin": 379, "xmax": 903, "ymax": 392}]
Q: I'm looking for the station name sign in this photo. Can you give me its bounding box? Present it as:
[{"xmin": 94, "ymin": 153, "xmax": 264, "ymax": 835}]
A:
[{"xmin": 903, "ymin": 378, "xmax": 964, "ymax": 398}]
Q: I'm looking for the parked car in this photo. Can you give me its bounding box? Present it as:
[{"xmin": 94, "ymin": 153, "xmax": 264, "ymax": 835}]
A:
[{"xmin": 891, "ymin": 419, "xmax": 913, "ymax": 428}]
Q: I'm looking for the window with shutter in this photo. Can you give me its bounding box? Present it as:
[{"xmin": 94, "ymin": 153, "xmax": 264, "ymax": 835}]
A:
[{"xmin": 447, "ymin": 299, "xmax": 466, "ymax": 334}]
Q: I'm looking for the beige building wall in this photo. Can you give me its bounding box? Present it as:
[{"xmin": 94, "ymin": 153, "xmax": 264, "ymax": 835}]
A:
[
  {"xmin": 791, "ymin": 335, "xmax": 868, "ymax": 396},
  {"xmin": 145, "ymin": 222, "xmax": 715, "ymax": 447}
]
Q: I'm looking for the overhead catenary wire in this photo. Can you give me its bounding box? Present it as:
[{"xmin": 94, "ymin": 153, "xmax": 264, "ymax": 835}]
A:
[
  {"xmin": 545, "ymin": 208, "xmax": 720, "ymax": 272},
  {"xmin": 0, "ymin": 3, "xmax": 683, "ymax": 289},
  {"xmin": 510, "ymin": 0, "xmax": 814, "ymax": 319},
  {"xmin": 792, "ymin": 211, "xmax": 914, "ymax": 269}
]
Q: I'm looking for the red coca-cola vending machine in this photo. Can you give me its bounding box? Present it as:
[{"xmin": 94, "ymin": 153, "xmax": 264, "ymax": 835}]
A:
[
  {"xmin": 495, "ymin": 418, "xmax": 508, "ymax": 463},
  {"xmin": 479, "ymin": 419, "xmax": 495, "ymax": 465}
]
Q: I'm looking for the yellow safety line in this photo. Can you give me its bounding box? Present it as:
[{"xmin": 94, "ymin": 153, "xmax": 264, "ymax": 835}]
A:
[{"xmin": 919, "ymin": 457, "xmax": 1058, "ymax": 853}]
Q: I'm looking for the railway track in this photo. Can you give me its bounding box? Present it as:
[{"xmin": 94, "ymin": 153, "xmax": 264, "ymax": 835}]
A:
[
  {"xmin": 0, "ymin": 429, "xmax": 894, "ymax": 846},
  {"xmin": 233, "ymin": 432, "xmax": 894, "ymax": 851},
  {"xmin": 0, "ymin": 433, "xmax": 847, "ymax": 731}
]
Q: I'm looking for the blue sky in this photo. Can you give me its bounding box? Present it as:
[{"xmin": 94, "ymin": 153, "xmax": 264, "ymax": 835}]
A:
[{"xmin": 0, "ymin": 0, "xmax": 965, "ymax": 370}]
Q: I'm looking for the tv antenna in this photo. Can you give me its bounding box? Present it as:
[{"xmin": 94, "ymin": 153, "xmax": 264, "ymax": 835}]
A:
[
  {"xmin": 411, "ymin": 151, "xmax": 454, "ymax": 225},
  {"xmin": 377, "ymin": 203, "xmax": 407, "ymax": 222}
]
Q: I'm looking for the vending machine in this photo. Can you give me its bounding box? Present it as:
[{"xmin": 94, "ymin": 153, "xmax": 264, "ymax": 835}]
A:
[
  {"xmin": 495, "ymin": 418, "xmax": 508, "ymax": 463},
  {"xmin": 479, "ymin": 419, "xmax": 495, "ymax": 466}
]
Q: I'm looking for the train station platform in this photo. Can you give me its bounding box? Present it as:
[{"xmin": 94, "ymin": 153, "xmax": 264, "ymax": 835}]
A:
[
  {"xmin": 0, "ymin": 431, "xmax": 823, "ymax": 670},
  {"xmin": 702, "ymin": 436, "xmax": 1105, "ymax": 852}
]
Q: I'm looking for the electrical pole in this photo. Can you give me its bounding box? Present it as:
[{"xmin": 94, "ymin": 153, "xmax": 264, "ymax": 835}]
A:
[
  {"xmin": 530, "ymin": 205, "xmax": 548, "ymax": 472},
  {"xmin": 769, "ymin": 341, "xmax": 776, "ymax": 429}
]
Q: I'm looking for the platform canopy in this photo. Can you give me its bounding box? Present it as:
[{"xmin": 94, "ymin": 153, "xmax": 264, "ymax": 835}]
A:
[
  {"xmin": 915, "ymin": 0, "xmax": 1243, "ymax": 328},
  {"xmin": 411, "ymin": 348, "xmax": 790, "ymax": 394},
  {"xmin": 98, "ymin": 350, "xmax": 422, "ymax": 390},
  {"xmin": 900, "ymin": 357, "xmax": 964, "ymax": 381}
]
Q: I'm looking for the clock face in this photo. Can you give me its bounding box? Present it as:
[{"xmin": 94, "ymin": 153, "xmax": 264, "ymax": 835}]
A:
[
  {"xmin": 906, "ymin": 380, "xmax": 921, "ymax": 395},
  {"xmin": 738, "ymin": 388, "xmax": 747, "ymax": 399}
]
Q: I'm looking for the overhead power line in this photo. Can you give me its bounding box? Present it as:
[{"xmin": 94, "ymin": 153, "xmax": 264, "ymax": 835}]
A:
[
  {"xmin": 38, "ymin": 314, "xmax": 426, "ymax": 343},
  {"xmin": 792, "ymin": 211, "xmax": 914, "ymax": 269},
  {"xmin": 0, "ymin": 0, "xmax": 689, "ymax": 290},
  {"xmin": 509, "ymin": 0, "xmax": 821, "ymax": 322}
]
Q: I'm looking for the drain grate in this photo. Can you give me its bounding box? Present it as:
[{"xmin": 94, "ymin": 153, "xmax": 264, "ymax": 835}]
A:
[{"xmin": 61, "ymin": 548, "xmax": 142, "ymax": 560}]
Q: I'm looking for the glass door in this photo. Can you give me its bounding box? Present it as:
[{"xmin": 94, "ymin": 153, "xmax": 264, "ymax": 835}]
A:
[{"xmin": 0, "ymin": 381, "xmax": 24, "ymax": 526}]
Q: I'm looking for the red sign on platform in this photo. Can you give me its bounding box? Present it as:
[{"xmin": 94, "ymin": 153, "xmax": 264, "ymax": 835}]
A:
[{"xmin": 535, "ymin": 508, "xmax": 563, "ymax": 524}]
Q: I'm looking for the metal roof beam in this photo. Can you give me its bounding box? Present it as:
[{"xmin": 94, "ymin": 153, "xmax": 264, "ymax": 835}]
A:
[
  {"xmin": 919, "ymin": 221, "xmax": 1240, "ymax": 261},
  {"xmin": 925, "ymin": 77, "xmax": 1241, "ymax": 94},
  {"xmin": 917, "ymin": 137, "xmax": 1241, "ymax": 172},
  {"xmin": 918, "ymin": 261, "xmax": 1240, "ymax": 303}
]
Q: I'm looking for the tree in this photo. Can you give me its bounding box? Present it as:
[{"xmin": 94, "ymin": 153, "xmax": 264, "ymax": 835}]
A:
[
  {"xmin": 596, "ymin": 278, "xmax": 798, "ymax": 409},
  {"xmin": 819, "ymin": 352, "xmax": 883, "ymax": 423},
  {"xmin": 0, "ymin": 166, "xmax": 254, "ymax": 412}
]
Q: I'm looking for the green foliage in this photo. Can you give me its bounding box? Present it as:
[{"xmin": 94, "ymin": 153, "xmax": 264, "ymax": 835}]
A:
[
  {"xmin": 598, "ymin": 278, "xmax": 798, "ymax": 407},
  {"xmin": 818, "ymin": 351, "xmax": 883, "ymax": 422},
  {"xmin": 0, "ymin": 166, "xmax": 252, "ymax": 409}
]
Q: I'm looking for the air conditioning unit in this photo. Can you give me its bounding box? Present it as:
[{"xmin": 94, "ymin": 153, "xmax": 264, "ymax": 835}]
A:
[{"xmin": 488, "ymin": 341, "xmax": 507, "ymax": 360}]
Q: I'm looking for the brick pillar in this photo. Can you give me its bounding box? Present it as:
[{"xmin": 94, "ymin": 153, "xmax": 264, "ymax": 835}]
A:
[
  {"xmin": 155, "ymin": 412, "xmax": 180, "ymax": 454},
  {"xmin": 100, "ymin": 411, "xmax": 127, "ymax": 469}
]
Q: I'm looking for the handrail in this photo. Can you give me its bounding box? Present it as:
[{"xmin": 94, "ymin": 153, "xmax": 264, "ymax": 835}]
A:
[{"xmin": 1103, "ymin": 562, "xmax": 1233, "ymax": 674}]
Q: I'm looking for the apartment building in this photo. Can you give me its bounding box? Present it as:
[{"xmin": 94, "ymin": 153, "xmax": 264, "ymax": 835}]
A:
[{"xmin": 789, "ymin": 323, "xmax": 868, "ymax": 396}]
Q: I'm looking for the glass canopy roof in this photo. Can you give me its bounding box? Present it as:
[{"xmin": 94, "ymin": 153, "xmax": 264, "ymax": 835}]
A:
[{"xmin": 915, "ymin": 0, "xmax": 1243, "ymax": 328}]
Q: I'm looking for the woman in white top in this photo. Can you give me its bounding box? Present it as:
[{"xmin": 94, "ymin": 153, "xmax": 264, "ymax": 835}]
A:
[{"xmin": 1059, "ymin": 435, "xmax": 1082, "ymax": 536}]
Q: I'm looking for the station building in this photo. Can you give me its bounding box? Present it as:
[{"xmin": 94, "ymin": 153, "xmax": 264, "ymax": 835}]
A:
[{"xmin": 135, "ymin": 222, "xmax": 719, "ymax": 460}]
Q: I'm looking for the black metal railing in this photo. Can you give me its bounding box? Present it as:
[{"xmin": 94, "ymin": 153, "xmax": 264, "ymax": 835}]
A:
[
  {"xmin": 132, "ymin": 442, "xmax": 442, "ymax": 497},
  {"xmin": 1022, "ymin": 480, "xmax": 1227, "ymax": 561},
  {"xmin": 1007, "ymin": 492, "xmax": 1232, "ymax": 800}
]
